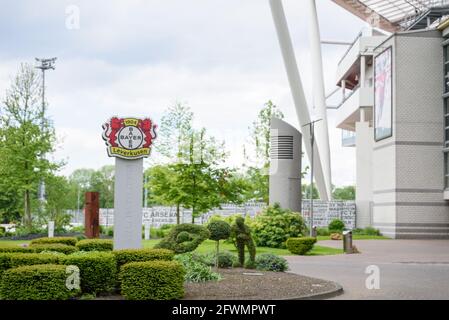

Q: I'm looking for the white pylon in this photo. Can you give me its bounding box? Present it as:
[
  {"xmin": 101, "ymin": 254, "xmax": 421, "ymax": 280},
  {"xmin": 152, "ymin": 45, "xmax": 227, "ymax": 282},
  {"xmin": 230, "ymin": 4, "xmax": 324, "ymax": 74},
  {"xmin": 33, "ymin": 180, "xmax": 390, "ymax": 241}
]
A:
[
  {"xmin": 268, "ymin": 0, "xmax": 330, "ymax": 200},
  {"xmin": 306, "ymin": 0, "xmax": 333, "ymax": 199}
]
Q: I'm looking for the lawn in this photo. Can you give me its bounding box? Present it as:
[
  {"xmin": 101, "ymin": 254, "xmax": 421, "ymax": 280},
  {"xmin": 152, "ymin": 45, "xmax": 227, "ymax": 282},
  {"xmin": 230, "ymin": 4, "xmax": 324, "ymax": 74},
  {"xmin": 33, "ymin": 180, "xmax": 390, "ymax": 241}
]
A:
[
  {"xmin": 316, "ymin": 235, "xmax": 389, "ymax": 241},
  {"xmin": 0, "ymin": 238, "xmax": 342, "ymax": 256},
  {"xmin": 142, "ymin": 239, "xmax": 343, "ymax": 256}
]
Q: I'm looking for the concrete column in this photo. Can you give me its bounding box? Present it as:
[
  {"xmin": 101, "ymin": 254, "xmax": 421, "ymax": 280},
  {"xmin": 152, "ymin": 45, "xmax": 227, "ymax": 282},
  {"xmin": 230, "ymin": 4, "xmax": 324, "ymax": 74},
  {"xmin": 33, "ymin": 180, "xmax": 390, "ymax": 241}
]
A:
[
  {"xmin": 341, "ymin": 80, "xmax": 346, "ymax": 100},
  {"xmin": 355, "ymin": 122, "xmax": 373, "ymax": 228},
  {"xmin": 113, "ymin": 157, "xmax": 143, "ymax": 249}
]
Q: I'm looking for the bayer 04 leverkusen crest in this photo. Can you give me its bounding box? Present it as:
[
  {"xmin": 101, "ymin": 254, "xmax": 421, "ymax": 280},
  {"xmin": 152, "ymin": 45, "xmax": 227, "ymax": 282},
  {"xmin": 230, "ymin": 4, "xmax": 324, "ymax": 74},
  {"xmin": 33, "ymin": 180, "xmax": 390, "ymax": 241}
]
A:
[{"xmin": 102, "ymin": 117, "xmax": 157, "ymax": 160}]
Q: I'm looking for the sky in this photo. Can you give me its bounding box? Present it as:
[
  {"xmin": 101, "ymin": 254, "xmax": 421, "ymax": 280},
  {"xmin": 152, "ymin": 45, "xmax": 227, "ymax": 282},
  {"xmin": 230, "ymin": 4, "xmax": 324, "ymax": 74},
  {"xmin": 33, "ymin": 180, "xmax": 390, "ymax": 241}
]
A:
[{"xmin": 0, "ymin": 0, "xmax": 367, "ymax": 187}]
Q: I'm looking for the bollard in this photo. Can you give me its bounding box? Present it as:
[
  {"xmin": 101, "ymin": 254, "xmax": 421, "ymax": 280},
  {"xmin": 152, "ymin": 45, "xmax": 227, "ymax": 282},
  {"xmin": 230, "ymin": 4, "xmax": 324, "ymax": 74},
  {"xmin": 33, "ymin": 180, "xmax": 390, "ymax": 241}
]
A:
[
  {"xmin": 343, "ymin": 230, "xmax": 353, "ymax": 254},
  {"xmin": 48, "ymin": 221, "xmax": 55, "ymax": 238},
  {"xmin": 311, "ymin": 225, "xmax": 317, "ymax": 238}
]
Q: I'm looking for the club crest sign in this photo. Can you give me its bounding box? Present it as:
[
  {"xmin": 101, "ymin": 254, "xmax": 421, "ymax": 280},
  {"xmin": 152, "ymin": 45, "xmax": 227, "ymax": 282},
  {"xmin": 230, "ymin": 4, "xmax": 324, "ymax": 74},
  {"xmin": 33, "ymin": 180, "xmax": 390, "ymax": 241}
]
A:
[{"xmin": 102, "ymin": 117, "xmax": 157, "ymax": 159}]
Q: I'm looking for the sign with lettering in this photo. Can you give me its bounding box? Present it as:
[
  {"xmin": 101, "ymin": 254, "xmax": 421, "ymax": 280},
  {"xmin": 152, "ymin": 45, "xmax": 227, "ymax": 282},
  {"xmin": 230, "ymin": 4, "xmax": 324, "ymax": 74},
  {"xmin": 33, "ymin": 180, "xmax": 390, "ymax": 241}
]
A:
[{"xmin": 102, "ymin": 117, "xmax": 157, "ymax": 159}]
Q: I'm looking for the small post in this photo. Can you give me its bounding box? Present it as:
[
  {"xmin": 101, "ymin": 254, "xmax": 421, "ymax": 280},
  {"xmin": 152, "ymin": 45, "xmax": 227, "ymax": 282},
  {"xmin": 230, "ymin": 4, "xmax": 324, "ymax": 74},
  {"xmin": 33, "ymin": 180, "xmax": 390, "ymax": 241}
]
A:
[
  {"xmin": 85, "ymin": 192, "xmax": 100, "ymax": 239},
  {"xmin": 144, "ymin": 221, "xmax": 151, "ymax": 240},
  {"xmin": 48, "ymin": 221, "xmax": 55, "ymax": 238}
]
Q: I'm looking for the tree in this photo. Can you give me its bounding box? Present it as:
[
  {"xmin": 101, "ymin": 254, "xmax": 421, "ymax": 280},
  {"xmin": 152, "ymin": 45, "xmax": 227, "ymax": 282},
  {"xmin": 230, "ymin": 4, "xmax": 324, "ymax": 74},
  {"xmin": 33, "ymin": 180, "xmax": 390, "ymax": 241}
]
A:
[
  {"xmin": 90, "ymin": 165, "xmax": 114, "ymax": 208},
  {"xmin": 332, "ymin": 185, "xmax": 355, "ymax": 200},
  {"xmin": 155, "ymin": 101, "xmax": 193, "ymax": 161},
  {"xmin": 302, "ymin": 184, "xmax": 319, "ymax": 200},
  {"xmin": 0, "ymin": 63, "xmax": 61, "ymax": 230}
]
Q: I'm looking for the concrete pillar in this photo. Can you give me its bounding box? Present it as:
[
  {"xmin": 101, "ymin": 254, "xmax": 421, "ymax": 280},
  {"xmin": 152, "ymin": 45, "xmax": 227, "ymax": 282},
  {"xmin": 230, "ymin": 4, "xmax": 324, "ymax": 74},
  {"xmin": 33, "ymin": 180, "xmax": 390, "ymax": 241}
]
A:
[
  {"xmin": 355, "ymin": 122, "xmax": 373, "ymax": 228},
  {"xmin": 113, "ymin": 157, "xmax": 143, "ymax": 249},
  {"xmin": 85, "ymin": 192, "xmax": 100, "ymax": 239},
  {"xmin": 341, "ymin": 80, "xmax": 346, "ymax": 100},
  {"xmin": 269, "ymin": 118, "xmax": 302, "ymax": 212}
]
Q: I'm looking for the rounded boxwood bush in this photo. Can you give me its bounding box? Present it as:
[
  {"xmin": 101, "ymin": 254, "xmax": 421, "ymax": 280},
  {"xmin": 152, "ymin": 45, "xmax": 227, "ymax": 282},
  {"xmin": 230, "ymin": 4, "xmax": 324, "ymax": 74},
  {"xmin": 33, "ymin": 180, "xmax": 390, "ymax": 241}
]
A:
[
  {"xmin": 154, "ymin": 224, "xmax": 210, "ymax": 254},
  {"xmin": 0, "ymin": 264, "xmax": 80, "ymax": 300},
  {"xmin": 120, "ymin": 260, "xmax": 185, "ymax": 300},
  {"xmin": 61, "ymin": 251, "xmax": 116, "ymax": 294},
  {"xmin": 30, "ymin": 237, "xmax": 78, "ymax": 246},
  {"xmin": 286, "ymin": 237, "xmax": 317, "ymax": 255},
  {"xmin": 0, "ymin": 246, "xmax": 34, "ymax": 253},
  {"xmin": 255, "ymin": 254, "xmax": 288, "ymax": 272},
  {"xmin": 31, "ymin": 243, "xmax": 78, "ymax": 255},
  {"xmin": 204, "ymin": 251, "xmax": 236, "ymax": 268},
  {"xmin": 328, "ymin": 219, "xmax": 345, "ymax": 233},
  {"xmin": 76, "ymin": 239, "xmax": 113, "ymax": 252},
  {"xmin": 113, "ymin": 248, "xmax": 174, "ymax": 269},
  {"xmin": 207, "ymin": 220, "xmax": 231, "ymax": 241}
]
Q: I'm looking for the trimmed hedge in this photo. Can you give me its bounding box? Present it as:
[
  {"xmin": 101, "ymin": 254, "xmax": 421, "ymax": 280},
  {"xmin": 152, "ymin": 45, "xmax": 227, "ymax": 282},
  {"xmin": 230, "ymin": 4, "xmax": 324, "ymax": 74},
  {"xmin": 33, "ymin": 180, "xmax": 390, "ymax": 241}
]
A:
[
  {"xmin": 30, "ymin": 237, "xmax": 78, "ymax": 246},
  {"xmin": 76, "ymin": 239, "xmax": 113, "ymax": 252},
  {"xmin": 31, "ymin": 243, "xmax": 79, "ymax": 255},
  {"xmin": 120, "ymin": 260, "xmax": 185, "ymax": 300},
  {"xmin": 0, "ymin": 246, "xmax": 34, "ymax": 253},
  {"xmin": 286, "ymin": 237, "xmax": 317, "ymax": 255},
  {"xmin": 113, "ymin": 248, "xmax": 174, "ymax": 269},
  {"xmin": 0, "ymin": 253, "xmax": 12, "ymax": 275},
  {"xmin": 155, "ymin": 224, "xmax": 210, "ymax": 254},
  {"xmin": 61, "ymin": 252, "xmax": 116, "ymax": 294},
  {"xmin": 9, "ymin": 253, "xmax": 60, "ymax": 268},
  {"xmin": 0, "ymin": 264, "xmax": 80, "ymax": 300}
]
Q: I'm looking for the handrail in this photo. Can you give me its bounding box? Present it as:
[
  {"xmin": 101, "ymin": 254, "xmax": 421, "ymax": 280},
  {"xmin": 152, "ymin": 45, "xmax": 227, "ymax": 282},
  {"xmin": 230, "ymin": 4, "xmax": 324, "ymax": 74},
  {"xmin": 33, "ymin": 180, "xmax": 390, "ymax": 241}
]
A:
[{"xmin": 338, "ymin": 31, "xmax": 363, "ymax": 66}]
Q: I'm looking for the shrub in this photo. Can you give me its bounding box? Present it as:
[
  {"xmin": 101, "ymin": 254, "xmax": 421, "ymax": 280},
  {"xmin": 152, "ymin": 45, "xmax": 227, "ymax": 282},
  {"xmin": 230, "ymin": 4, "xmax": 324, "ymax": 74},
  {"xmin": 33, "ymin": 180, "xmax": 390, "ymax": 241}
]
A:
[
  {"xmin": 8, "ymin": 253, "xmax": 60, "ymax": 268},
  {"xmin": 0, "ymin": 253, "xmax": 12, "ymax": 275},
  {"xmin": 154, "ymin": 224, "xmax": 210, "ymax": 254},
  {"xmin": 316, "ymin": 227, "xmax": 330, "ymax": 236},
  {"xmin": 286, "ymin": 237, "xmax": 317, "ymax": 255},
  {"xmin": 30, "ymin": 236, "xmax": 78, "ymax": 246},
  {"xmin": 31, "ymin": 244, "xmax": 78, "ymax": 255},
  {"xmin": 120, "ymin": 260, "xmax": 185, "ymax": 300},
  {"xmin": 352, "ymin": 227, "xmax": 381, "ymax": 236},
  {"xmin": 76, "ymin": 239, "xmax": 113, "ymax": 251},
  {"xmin": 255, "ymin": 254, "xmax": 288, "ymax": 272},
  {"xmin": 174, "ymin": 253, "xmax": 221, "ymax": 282},
  {"xmin": 202, "ymin": 251, "xmax": 236, "ymax": 268},
  {"xmin": 61, "ymin": 251, "xmax": 116, "ymax": 294},
  {"xmin": 328, "ymin": 219, "xmax": 345, "ymax": 233},
  {"xmin": 113, "ymin": 248, "xmax": 174, "ymax": 269},
  {"xmin": 250, "ymin": 203, "xmax": 306, "ymax": 248},
  {"xmin": 0, "ymin": 264, "xmax": 80, "ymax": 300},
  {"xmin": 0, "ymin": 246, "xmax": 34, "ymax": 253}
]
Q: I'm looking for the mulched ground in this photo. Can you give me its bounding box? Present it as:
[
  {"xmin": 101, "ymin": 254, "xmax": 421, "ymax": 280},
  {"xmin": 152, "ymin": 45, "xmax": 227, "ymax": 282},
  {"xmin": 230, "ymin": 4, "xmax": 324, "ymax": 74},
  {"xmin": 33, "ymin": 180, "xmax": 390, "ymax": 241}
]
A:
[
  {"xmin": 183, "ymin": 268, "xmax": 340, "ymax": 300},
  {"xmin": 95, "ymin": 268, "xmax": 341, "ymax": 300}
]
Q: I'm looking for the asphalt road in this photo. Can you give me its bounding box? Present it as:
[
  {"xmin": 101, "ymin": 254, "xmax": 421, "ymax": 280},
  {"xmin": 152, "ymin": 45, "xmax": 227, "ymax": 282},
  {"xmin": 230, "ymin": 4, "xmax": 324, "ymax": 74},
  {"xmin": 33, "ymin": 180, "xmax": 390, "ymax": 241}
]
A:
[{"xmin": 286, "ymin": 239, "xmax": 449, "ymax": 299}]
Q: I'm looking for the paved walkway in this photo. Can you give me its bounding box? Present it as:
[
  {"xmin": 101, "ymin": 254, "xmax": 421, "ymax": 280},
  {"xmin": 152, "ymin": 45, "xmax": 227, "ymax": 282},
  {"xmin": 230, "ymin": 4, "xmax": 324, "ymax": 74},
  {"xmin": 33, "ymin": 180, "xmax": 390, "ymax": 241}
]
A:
[{"xmin": 286, "ymin": 239, "xmax": 449, "ymax": 299}]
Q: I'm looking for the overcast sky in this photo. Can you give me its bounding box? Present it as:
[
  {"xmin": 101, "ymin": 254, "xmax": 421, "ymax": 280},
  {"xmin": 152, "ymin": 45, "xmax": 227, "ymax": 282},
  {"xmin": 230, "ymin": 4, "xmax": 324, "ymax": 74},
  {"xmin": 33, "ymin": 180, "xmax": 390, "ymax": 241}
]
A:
[{"xmin": 0, "ymin": 0, "xmax": 367, "ymax": 186}]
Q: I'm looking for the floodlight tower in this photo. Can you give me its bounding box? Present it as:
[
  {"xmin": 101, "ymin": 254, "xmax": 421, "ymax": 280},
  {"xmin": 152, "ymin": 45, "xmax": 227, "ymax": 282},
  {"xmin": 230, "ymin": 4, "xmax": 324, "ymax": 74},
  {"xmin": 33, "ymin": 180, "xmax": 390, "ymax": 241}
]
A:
[{"xmin": 35, "ymin": 57, "xmax": 57, "ymax": 202}]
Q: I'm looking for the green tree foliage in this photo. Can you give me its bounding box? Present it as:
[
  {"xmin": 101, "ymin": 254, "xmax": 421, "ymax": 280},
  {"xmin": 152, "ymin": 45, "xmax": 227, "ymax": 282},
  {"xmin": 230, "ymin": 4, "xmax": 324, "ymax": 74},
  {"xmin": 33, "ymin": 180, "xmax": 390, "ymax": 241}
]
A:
[
  {"xmin": 332, "ymin": 185, "xmax": 355, "ymax": 200},
  {"xmin": 302, "ymin": 183, "xmax": 320, "ymax": 200},
  {"xmin": 250, "ymin": 203, "xmax": 306, "ymax": 249},
  {"xmin": 0, "ymin": 63, "xmax": 62, "ymax": 229},
  {"xmin": 207, "ymin": 220, "xmax": 231, "ymax": 268}
]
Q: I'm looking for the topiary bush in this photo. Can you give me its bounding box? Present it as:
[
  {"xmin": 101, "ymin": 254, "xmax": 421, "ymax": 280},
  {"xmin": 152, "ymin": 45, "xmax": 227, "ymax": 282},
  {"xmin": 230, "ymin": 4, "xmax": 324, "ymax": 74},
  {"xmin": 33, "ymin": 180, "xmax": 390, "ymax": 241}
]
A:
[
  {"xmin": 154, "ymin": 224, "xmax": 210, "ymax": 254},
  {"xmin": 31, "ymin": 243, "xmax": 78, "ymax": 255},
  {"xmin": 231, "ymin": 217, "xmax": 256, "ymax": 268},
  {"xmin": 76, "ymin": 239, "xmax": 113, "ymax": 252},
  {"xmin": 202, "ymin": 251, "xmax": 236, "ymax": 268},
  {"xmin": 120, "ymin": 260, "xmax": 185, "ymax": 300},
  {"xmin": 61, "ymin": 251, "xmax": 116, "ymax": 294},
  {"xmin": 174, "ymin": 253, "xmax": 221, "ymax": 282},
  {"xmin": 286, "ymin": 237, "xmax": 317, "ymax": 255},
  {"xmin": 255, "ymin": 254, "xmax": 288, "ymax": 272},
  {"xmin": 316, "ymin": 227, "xmax": 330, "ymax": 236},
  {"xmin": 0, "ymin": 246, "xmax": 34, "ymax": 253},
  {"xmin": 207, "ymin": 220, "xmax": 231, "ymax": 268},
  {"xmin": 113, "ymin": 248, "xmax": 174, "ymax": 269},
  {"xmin": 250, "ymin": 203, "xmax": 306, "ymax": 248},
  {"xmin": 0, "ymin": 264, "xmax": 80, "ymax": 300},
  {"xmin": 328, "ymin": 219, "xmax": 345, "ymax": 233},
  {"xmin": 30, "ymin": 237, "xmax": 78, "ymax": 246}
]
